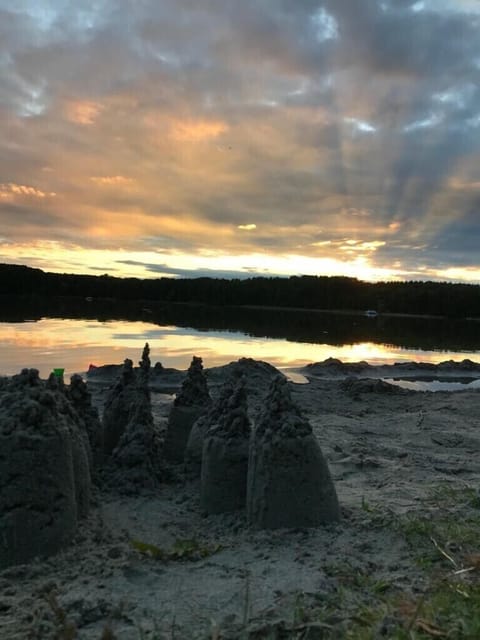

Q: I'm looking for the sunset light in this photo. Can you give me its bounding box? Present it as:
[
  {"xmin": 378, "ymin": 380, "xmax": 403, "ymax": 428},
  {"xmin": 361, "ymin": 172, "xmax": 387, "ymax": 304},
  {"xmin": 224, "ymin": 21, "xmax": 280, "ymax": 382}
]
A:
[
  {"xmin": 0, "ymin": 1, "xmax": 479, "ymax": 283},
  {"xmin": 1, "ymin": 318, "xmax": 476, "ymax": 379},
  {"xmin": 2, "ymin": 3, "xmax": 480, "ymax": 628}
]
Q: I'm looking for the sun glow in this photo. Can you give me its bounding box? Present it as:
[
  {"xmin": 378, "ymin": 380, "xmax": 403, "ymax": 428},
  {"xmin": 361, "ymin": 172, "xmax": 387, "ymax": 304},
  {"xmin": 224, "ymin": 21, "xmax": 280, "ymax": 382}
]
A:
[
  {"xmin": 435, "ymin": 267, "xmax": 480, "ymax": 284},
  {"xmin": 0, "ymin": 240, "xmax": 413, "ymax": 281}
]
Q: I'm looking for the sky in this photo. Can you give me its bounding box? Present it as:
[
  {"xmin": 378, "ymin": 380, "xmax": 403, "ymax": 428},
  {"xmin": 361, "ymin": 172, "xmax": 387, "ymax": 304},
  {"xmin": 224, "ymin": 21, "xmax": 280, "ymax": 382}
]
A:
[{"xmin": 1, "ymin": 0, "xmax": 480, "ymax": 283}]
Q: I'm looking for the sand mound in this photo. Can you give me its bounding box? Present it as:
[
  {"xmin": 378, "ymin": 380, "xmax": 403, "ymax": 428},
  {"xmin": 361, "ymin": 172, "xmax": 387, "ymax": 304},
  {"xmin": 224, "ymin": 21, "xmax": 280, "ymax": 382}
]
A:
[{"xmin": 208, "ymin": 357, "xmax": 284, "ymax": 398}]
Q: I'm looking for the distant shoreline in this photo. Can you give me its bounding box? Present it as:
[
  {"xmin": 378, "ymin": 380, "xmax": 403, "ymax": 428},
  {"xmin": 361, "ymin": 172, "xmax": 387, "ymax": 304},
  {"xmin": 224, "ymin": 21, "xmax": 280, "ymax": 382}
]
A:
[
  {"xmin": 2, "ymin": 293, "xmax": 480, "ymax": 322},
  {"xmin": 237, "ymin": 303, "xmax": 480, "ymax": 322},
  {"xmin": 2, "ymin": 263, "xmax": 480, "ymax": 320}
]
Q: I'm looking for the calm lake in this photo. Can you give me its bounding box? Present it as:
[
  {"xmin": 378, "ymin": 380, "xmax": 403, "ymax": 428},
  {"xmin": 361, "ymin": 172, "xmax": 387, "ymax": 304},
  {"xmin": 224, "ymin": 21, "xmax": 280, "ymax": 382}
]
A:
[{"xmin": 1, "ymin": 297, "xmax": 479, "ymax": 381}]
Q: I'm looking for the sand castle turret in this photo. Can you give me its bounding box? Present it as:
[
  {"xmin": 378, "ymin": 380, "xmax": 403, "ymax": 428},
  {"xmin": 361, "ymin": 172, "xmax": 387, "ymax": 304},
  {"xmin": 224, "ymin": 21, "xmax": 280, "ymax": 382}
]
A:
[
  {"xmin": 247, "ymin": 376, "xmax": 340, "ymax": 529},
  {"xmin": 100, "ymin": 347, "xmax": 163, "ymax": 491},
  {"xmin": 184, "ymin": 379, "xmax": 236, "ymax": 479},
  {"xmin": 0, "ymin": 369, "xmax": 92, "ymax": 569},
  {"xmin": 110, "ymin": 364, "xmax": 163, "ymax": 492},
  {"xmin": 200, "ymin": 377, "xmax": 251, "ymax": 514},
  {"xmin": 139, "ymin": 342, "xmax": 151, "ymax": 379},
  {"xmin": 68, "ymin": 373, "xmax": 103, "ymax": 465},
  {"xmin": 102, "ymin": 358, "xmax": 137, "ymax": 454},
  {"xmin": 164, "ymin": 356, "xmax": 211, "ymax": 462}
]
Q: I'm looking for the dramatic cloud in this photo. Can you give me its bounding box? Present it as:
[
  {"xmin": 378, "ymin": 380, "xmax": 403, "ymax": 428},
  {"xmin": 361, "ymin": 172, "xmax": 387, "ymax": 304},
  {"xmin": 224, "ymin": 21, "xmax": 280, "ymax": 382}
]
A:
[{"xmin": 0, "ymin": 0, "xmax": 479, "ymax": 282}]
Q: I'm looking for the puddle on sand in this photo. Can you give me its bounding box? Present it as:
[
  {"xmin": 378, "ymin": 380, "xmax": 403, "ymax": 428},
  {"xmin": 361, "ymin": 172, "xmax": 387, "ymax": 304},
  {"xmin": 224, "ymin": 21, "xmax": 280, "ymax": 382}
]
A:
[
  {"xmin": 280, "ymin": 369, "xmax": 480, "ymax": 391},
  {"xmin": 282, "ymin": 369, "xmax": 310, "ymax": 384},
  {"xmin": 384, "ymin": 378, "xmax": 480, "ymax": 392}
]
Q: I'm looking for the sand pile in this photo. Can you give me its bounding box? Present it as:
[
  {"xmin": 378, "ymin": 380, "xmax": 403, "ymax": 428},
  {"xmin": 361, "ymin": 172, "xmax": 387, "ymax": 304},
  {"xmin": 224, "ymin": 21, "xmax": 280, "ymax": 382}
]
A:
[
  {"xmin": 341, "ymin": 376, "xmax": 402, "ymax": 396},
  {"xmin": 0, "ymin": 369, "xmax": 92, "ymax": 569},
  {"xmin": 304, "ymin": 357, "xmax": 370, "ymax": 377},
  {"xmin": 302, "ymin": 357, "xmax": 480, "ymax": 380},
  {"xmin": 207, "ymin": 357, "xmax": 285, "ymax": 410}
]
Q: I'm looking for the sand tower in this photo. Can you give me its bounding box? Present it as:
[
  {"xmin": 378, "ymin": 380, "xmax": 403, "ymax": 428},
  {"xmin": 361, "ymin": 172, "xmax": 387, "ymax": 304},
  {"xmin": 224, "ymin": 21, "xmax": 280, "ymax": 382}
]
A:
[
  {"xmin": 184, "ymin": 379, "xmax": 236, "ymax": 479},
  {"xmin": 102, "ymin": 358, "xmax": 138, "ymax": 454},
  {"xmin": 164, "ymin": 356, "xmax": 211, "ymax": 462},
  {"xmin": 200, "ymin": 377, "xmax": 251, "ymax": 514},
  {"xmin": 68, "ymin": 372, "xmax": 103, "ymax": 465},
  {"xmin": 247, "ymin": 376, "xmax": 340, "ymax": 529},
  {"xmin": 111, "ymin": 363, "xmax": 163, "ymax": 492},
  {"xmin": 0, "ymin": 369, "xmax": 91, "ymax": 568}
]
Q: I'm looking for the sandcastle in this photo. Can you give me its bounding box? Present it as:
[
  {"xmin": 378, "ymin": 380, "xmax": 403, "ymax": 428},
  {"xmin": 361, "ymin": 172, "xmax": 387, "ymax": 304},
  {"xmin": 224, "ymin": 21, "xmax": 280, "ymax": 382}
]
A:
[
  {"xmin": 0, "ymin": 351, "xmax": 341, "ymax": 571},
  {"xmin": 200, "ymin": 377, "xmax": 251, "ymax": 514},
  {"xmin": 0, "ymin": 369, "xmax": 92, "ymax": 569},
  {"xmin": 247, "ymin": 375, "xmax": 340, "ymax": 529},
  {"xmin": 164, "ymin": 356, "xmax": 211, "ymax": 462}
]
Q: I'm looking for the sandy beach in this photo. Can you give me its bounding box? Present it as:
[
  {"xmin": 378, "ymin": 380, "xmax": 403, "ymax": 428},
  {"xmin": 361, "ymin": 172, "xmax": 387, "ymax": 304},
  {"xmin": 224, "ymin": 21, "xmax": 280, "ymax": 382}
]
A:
[{"xmin": 1, "ymin": 357, "xmax": 480, "ymax": 639}]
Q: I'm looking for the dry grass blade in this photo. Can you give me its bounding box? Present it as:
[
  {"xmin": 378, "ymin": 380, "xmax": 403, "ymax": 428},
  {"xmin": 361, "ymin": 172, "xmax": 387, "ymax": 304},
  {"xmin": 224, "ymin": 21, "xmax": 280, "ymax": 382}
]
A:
[
  {"xmin": 430, "ymin": 536, "xmax": 458, "ymax": 568},
  {"xmin": 453, "ymin": 567, "xmax": 476, "ymax": 576},
  {"xmin": 415, "ymin": 618, "xmax": 447, "ymax": 637}
]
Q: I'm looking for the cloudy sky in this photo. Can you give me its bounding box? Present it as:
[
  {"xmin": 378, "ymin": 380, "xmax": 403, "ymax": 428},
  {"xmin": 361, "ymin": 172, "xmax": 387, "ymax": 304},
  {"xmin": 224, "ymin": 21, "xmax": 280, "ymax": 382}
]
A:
[{"xmin": 1, "ymin": 0, "xmax": 480, "ymax": 282}]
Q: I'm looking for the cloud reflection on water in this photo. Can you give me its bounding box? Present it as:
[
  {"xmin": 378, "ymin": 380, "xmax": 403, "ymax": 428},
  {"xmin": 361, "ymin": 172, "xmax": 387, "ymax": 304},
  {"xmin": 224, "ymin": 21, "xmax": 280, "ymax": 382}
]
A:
[{"xmin": 0, "ymin": 318, "xmax": 478, "ymax": 379}]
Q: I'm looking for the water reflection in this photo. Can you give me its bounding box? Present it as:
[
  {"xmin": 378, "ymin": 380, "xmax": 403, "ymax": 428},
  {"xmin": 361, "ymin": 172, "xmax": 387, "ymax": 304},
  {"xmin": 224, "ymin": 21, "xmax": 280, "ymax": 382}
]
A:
[
  {"xmin": 0, "ymin": 314, "xmax": 479, "ymax": 380},
  {"xmin": 384, "ymin": 378, "xmax": 480, "ymax": 392}
]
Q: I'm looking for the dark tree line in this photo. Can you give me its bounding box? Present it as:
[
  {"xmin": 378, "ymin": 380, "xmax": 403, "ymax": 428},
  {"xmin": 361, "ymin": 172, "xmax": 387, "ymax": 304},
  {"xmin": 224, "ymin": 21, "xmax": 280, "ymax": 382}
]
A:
[{"xmin": 1, "ymin": 263, "xmax": 479, "ymax": 318}]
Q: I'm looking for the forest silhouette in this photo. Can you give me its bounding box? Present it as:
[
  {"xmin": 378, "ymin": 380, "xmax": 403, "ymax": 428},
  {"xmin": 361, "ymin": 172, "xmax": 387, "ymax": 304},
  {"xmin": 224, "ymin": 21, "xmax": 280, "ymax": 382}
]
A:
[{"xmin": 1, "ymin": 263, "xmax": 479, "ymax": 319}]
